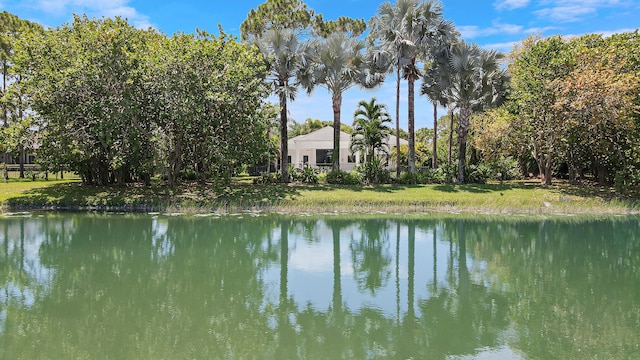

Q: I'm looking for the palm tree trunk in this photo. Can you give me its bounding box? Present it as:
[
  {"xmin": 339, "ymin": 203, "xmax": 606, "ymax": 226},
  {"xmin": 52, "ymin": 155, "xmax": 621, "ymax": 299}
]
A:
[
  {"xmin": 279, "ymin": 89, "xmax": 289, "ymax": 183},
  {"xmin": 2, "ymin": 61, "xmax": 9, "ymax": 181},
  {"xmin": 432, "ymin": 103, "xmax": 438, "ymax": 169},
  {"xmin": 408, "ymin": 76, "xmax": 416, "ymax": 174},
  {"xmin": 448, "ymin": 107, "xmax": 454, "ymax": 166},
  {"xmin": 395, "ymin": 69, "xmax": 401, "ymax": 177},
  {"xmin": 457, "ymin": 105, "xmax": 471, "ymax": 183},
  {"xmin": 332, "ymin": 93, "xmax": 342, "ymax": 172}
]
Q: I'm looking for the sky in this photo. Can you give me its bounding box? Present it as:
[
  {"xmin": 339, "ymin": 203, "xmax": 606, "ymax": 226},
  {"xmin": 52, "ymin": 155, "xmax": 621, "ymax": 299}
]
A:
[{"xmin": 2, "ymin": 0, "xmax": 639, "ymax": 130}]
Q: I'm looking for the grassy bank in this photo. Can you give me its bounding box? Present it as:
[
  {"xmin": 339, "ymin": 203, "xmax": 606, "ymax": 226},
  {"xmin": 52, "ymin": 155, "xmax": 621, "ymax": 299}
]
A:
[{"xmin": 1, "ymin": 178, "xmax": 638, "ymax": 215}]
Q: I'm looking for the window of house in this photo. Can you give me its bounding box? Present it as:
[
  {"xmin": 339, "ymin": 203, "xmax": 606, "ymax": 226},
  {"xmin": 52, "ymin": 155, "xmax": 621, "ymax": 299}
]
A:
[
  {"xmin": 303, "ymin": 155, "xmax": 309, "ymax": 164},
  {"xmin": 347, "ymin": 154, "xmax": 356, "ymax": 163},
  {"xmin": 287, "ymin": 156, "xmax": 292, "ymax": 164},
  {"xmin": 316, "ymin": 149, "xmax": 332, "ymax": 165}
]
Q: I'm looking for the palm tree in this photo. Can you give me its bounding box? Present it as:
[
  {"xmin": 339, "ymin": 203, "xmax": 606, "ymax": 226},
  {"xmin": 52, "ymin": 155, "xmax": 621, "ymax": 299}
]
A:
[
  {"xmin": 350, "ymin": 98, "xmax": 392, "ymax": 163},
  {"xmin": 369, "ymin": 0, "xmax": 456, "ymax": 175},
  {"xmin": 299, "ymin": 32, "xmax": 383, "ymax": 172},
  {"xmin": 421, "ymin": 43, "xmax": 455, "ymax": 169},
  {"xmin": 447, "ymin": 41, "xmax": 509, "ymax": 183},
  {"xmin": 252, "ymin": 28, "xmax": 310, "ymax": 183}
]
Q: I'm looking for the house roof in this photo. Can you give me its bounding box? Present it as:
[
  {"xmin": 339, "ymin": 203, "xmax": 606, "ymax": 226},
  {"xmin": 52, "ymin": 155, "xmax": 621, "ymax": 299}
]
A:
[
  {"xmin": 288, "ymin": 126, "xmax": 408, "ymax": 148},
  {"xmin": 289, "ymin": 126, "xmax": 350, "ymax": 144}
]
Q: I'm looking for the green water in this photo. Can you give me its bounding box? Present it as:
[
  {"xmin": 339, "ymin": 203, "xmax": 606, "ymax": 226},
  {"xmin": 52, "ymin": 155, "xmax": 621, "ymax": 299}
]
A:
[{"xmin": 1, "ymin": 213, "xmax": 639, "ymax": 359}]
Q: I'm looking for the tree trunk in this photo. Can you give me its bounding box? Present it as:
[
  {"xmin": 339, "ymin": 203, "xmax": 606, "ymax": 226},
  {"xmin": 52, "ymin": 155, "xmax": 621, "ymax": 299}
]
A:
[
  {"xmin": 18, "ymin": 145, "xmax": 24, "ymax": 179},
  {"xmin": 332, "ymin": 93, "xmax": 342, "ymax": 172},
  {"xmin": 597, "ymin": 163, "xmax": 607, "ymax": 186},
  {"xmin": 395, "ymin": 69, "xmax": 401, "ymax": 177},
  {"xmin": 448, "ymin": 107, "xmax": 454, "ymax": 166},
  {"xmin": 543, "ymin": 151, "xmax": 553, "ymax": 185},
  {"xmin": 457, "ymin": 105, "xmax": 471, "ymax": 183},
  {"xmin": 168, "ymin": 137, "xmax": 182, "ymax": 186},
  {"xmin": 279, "ymin": 88, "xmax": 289, "ymax": 183},
  {"xmin": 2, "ymin": 61, "xmax": 8, "ymax": 181},
  {"xmin": 266, "ymin": 125, "xmax": 271, "ymax": 174},
  {"xmin": 407, "ymin": 76, "xmax": 416, "ymax": 174},
  {"xmin": 432, "ymin": 103, "xmax": 438, "ymax": 169}
]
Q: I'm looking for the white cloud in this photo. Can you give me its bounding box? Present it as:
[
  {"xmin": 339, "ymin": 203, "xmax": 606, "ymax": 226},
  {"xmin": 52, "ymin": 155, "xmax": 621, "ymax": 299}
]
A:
[
  {"xmin": 35, "ymin": 0, "xmax": 152, "ymax": 28},
  {"xmin": 533, "ymin": 0, "xmax": 628, "ymax": 23},
  {"xmin": 458, "ymin": 20, "xmax": 525, "ymax": 39},
  {"xmin": 482, "ymin": 41, "xmax": 519, "ymax": 53},
  {"xmin": 534, "ymin": 5, "xmax": 595, "ymax": 22},
  {"xmin": 494, "ymin": 0, "xmax": 531, "ymax": 10}
]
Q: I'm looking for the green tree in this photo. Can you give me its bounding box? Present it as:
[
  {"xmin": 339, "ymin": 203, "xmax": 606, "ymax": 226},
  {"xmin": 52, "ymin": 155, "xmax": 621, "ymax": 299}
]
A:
[
  {"xmin": 299, "ymin": 32, "xmax": 383, "ymax": 171},
  {"xmin": 0, "ymin": 11, "xmax": 41, "ymax": 179},
  {"xmin": 350, "ymin": 98, "xmax": 392, "ymax": 164},
  {"xmin": 510, "ymin": 35, "xmax": 571, "ymax": 185},
  {"xmin": 146, "ymin": 30, "xmax": 269, "ymax": 185},
  {"xmin": 553, "ymin": 34, "xmax": 640, "ymax": 185},
  {"xmin": 289, "ymin": 118, "xmax": 332, "ymax": 137},
  {"xmin": 368, "ymin": 0, "xmax": 456, "ymax": 174},
  {"xmin": 16, "ymin": 15, "xmax": 155, "ymax": 185},
  {"xmin": 250, "ymin": 28, "xmax": 308, "ymax": 182},
  {"xmin": 447, "ymin": 41, "xmax": 508, "ymax": 183},
  {"xmin": 422, "ymin": 43, "xmax": 456, "ymax": 169}
]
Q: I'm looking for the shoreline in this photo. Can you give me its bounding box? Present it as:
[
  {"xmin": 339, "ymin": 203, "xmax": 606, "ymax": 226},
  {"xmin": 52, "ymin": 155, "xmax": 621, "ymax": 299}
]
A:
[{"xmin": 1, "ymin": 180, "xmax": 638, "ymax": 217}]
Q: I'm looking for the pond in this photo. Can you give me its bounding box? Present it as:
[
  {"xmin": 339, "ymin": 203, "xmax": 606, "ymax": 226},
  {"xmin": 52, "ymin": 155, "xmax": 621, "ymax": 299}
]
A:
[{"xmin": 1, "ymin": 213, "xmax": 639, "ymax": 359}]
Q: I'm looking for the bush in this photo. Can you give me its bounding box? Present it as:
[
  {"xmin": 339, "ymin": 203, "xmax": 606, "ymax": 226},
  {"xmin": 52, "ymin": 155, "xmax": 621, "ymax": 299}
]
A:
[
  {"xmin": 290, "ymin": 166, "xmax": 319, "ymax": 184},
  {"xmin": 356, "ymin": 158, "xmax": 391, "ymax": 184},
  {"xmin": 615, "ymin": 165, "xmax": 640, "ymax": 193},
  {"xmin": 253, "ymin": 172, "xmax": 282, "ymax": 184},
  {"xmin": 326, "ymin": 170, "xmax": 362, "ymax": 185},
  {"xmin": 486, "ymin": 158, "xmax": 521, "ymax": 181},
  {"xmin": 396, "ymin": 167, "xmax": 448, "ymax": 185},
  {"xmin": 178, "ymin": 168, "xmax": 198, "ymax": 181},
  {"xmin": 437, "ymin": 164, "xmax": 457, "ymax": 184},
  {"xmin": 466, "ymin": 164, "xmax": 493, "ymax": 184}
]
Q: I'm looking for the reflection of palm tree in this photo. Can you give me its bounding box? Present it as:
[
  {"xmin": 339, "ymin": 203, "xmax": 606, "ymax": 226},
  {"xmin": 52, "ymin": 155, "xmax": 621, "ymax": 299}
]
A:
[
  {"xmin": 398, "ymin": 222, "xmax": 418, "ymax": 359},
  {"xmin": 350, "ymin": 220, "xmax": 392, "ymax": 295},
  {"xmin": 276, "ymin": 219, "xmax": 296, "ymax": 358},
  {"xmin": 395, "ymin": 221, "xmax": 401, "ymax": 325}
]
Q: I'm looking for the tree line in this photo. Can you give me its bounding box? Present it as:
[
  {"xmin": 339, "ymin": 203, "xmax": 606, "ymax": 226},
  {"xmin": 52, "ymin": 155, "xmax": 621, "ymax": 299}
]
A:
[{"xmin": 0, "ymin": 0, "xmax": 638, "ymax": 188}]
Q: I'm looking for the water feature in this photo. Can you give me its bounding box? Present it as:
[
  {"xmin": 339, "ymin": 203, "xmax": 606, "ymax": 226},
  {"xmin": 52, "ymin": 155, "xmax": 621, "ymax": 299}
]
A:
[{"xmin": 1, "ymin": 213, "xmax": 639, "ymax": 359}]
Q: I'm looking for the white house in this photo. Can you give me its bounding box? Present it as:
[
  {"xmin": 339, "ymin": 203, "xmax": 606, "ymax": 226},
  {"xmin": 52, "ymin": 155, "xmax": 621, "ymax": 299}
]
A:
[{"xmin": 287, "ymin": 126, "xmax": 408, "ymax": 172}]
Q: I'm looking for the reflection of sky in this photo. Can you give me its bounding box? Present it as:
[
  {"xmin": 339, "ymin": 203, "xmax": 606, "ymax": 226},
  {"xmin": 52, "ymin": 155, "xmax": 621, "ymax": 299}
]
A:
[
  {"xmin": 262, "ymin": 220, "xmax": 487, "ymax": 319},
  {"xmin": 0, "ymin": 218, "xmax": 57, "ymax": 310}
]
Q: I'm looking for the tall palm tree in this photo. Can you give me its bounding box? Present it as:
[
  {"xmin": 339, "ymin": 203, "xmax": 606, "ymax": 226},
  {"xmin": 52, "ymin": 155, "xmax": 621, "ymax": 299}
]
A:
[
  {"xmin": 350, "ymin": 98, "xmax": 392, "ymax": 163},
  {"xmin": 421, "ymin": 43, "xmax": 455, "ymax": 169},
  {"xmin": 447, "ymin": 41, "xmax": 509, "ymax": 183},
  {"xmin": 252, "ymin": 28, "xmax": 310, "ymax": 183},
  {"xmin": 299, "ymin": 32, "xmax": 383, "ymax": 172},
  {"xmin": 368, "ymin": 0, "xmax": 456, "ymax": 175}
]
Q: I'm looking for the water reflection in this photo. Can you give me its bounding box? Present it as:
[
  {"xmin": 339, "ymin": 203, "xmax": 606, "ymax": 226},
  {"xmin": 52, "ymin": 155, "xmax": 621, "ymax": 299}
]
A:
[{"xmin": 1, "ymin": 214, "xmax": 639, "ymax": 359}]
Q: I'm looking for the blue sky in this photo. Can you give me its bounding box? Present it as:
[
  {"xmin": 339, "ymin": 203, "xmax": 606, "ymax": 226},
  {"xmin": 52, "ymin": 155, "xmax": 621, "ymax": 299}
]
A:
[{"xmin": 2, "ymin": 0, "xmax": 639, "ymax": 130}]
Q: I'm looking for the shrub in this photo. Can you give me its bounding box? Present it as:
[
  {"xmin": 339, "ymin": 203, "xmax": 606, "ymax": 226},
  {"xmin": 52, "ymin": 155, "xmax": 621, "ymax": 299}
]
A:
[
  {"xmin": 326, "ymin": 170, "xmax": 362, "ymax": 185},
  {"xmin": 466, "ymin": 164, "xmax": 493, "ymax": 184},
  {"xmin": 486, "ymin": 158, "xmax": 521, "ymax": 181},
  {"xmin": 178, "ymin": 168, "xmax": 198, "ymax": 181},
  {"xmin": 356, "ymin": 158, "xmax": 391, "ymax": 184},
  {"xmin": 615, "ymin": 165, "xmax": 640, "ymax": 193},
  {"xmin": 437, "ymin": 164, "xmax": 457, "ymax": 184},
  {"xmin": 290, "ymin": 166, "xmax": 319, "ymax": 184},
  {"xmin": 253, "ymin": 172, "xmax": 281, "ymax": 184}
]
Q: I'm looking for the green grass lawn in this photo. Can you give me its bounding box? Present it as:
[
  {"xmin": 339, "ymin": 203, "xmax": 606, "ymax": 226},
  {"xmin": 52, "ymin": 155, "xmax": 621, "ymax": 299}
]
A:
[{"xmin": 1, "ymin": 177, "xmax": 638, "ymax": 215}]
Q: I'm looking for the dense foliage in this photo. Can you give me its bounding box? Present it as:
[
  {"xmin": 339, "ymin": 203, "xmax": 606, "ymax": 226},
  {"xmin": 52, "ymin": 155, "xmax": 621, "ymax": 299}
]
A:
[
  {"xmin": 14, "ymin": 16, "xmax": 269, "ymax": 185},
  {"xmin": 508, "ymin": 33, "xmax": 640, "ymax": 187}
]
